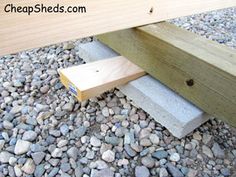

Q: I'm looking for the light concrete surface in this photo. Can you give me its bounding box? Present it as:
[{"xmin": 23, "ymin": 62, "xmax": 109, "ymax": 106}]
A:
[{"xmin": 78, "ymin": 40, "xmax": 211, "ymax": 138}]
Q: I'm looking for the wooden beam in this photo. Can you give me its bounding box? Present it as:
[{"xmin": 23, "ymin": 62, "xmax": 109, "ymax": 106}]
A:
[
  {"xmin": 1, "ymin": 0, "xmax": 235, "ymax": 56},
  {"xmin": 97, "ymin": 22, "xmax": 236, "ymax": 127},
  {"xmin": 59, "ymin": 56, "xmax": 145, "ymax": 101}
]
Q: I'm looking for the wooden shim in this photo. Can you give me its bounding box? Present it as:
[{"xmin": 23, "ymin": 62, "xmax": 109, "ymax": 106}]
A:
[
  {"xmin": 59, "ymin": 56, "xmax": 146, "ymax": 101},
  {"xmin": 0, "ymin": 0, "xmax": 235, "ymax": 56},
  {"xmin": 97, "ymin": 22, "xmax": 236, "ymax": 127}
]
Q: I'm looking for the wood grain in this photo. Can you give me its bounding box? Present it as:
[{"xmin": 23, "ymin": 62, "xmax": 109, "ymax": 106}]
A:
[
  {"xmin": 0, "ymin": 0, "xmax": 235, "ymax": 56},
  {"xmin": 97, "ymin": 22, "xmax": 236, "ymax": 127},
  {"xmin": 59, "ymin": 56, "xmax": 145, "ymax": 101}
]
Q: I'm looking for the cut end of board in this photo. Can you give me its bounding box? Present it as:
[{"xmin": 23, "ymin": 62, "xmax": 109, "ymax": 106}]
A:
[{"xmin": 59, "ymin": 56, "xmax": 146, "ymax": 101}]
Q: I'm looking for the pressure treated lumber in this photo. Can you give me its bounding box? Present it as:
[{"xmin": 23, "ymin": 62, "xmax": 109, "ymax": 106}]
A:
[
  {"xmin": 78, "ymin": 40, "xmax": 211, "ymax": 138},
  {"xmin": 97, "ymin": 22, "xmax": 236, "ymax": 127},
  {"xmin": 1, "ymin": 0, "xmax": 235, "ymax": 56},
  {"xmin": 59, "ymin": 56, "xmax": 145, "ymax": 101}
]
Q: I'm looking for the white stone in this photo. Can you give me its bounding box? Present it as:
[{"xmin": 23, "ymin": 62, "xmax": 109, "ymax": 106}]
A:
[
  {"xmin": 21, "ymin": 158, "xmax": 35, "ymax": 174},
  {"xmin": 102, "ymin": 150, "xmax": 115, "ymax": 162},
  {"xmin": 51, "ymin": 148, "xmax": 63, "ymax": 158},
  {"xmin": 14, "ymin": 165, "xmax": 23, "ymax": 177},
  {"xmin": 102, "ymin": 107, "xmax": 109, "ymax": 117},
  {"xmin": 159, "ymin": 168, "xmax": 168, "ymax": 177},
  {"xmin": 3, "ymin": 120, "xmax": 13, "ymax": 129},
  {"xmin": 78, "ymin": 41, "xmax": 211, "ymax": 138},
  {"xmin": 95, "ymin": 160, "xmax": 108, "ymax": 170},
  {"xmin": 0, "ymin": 151, "xmax": 14, "ymax": 163},
  {"xmin": 9, "ymin": 157, "xmax": 17, "ymax": 165},
  {"xmin": 90, "ymin": 136, "xmax": 101, "ymax": 147},
  {"xmin": 117, "ymin": 159, "xmax": 129, "ymax": 166},
  {"xmin": 170, "ymin": 153, "xmax": 180, "ymax": 162},
  {"xmin": 57, "ymin": 139, "xmax": 68, "ymax": 148},
  {"xmin": 149, "ymin": 134, "xmax": 160, "ymax": 145},
  {"xmin": 14, "ymin": 140, "xmax": 31, "ymax": 155}
]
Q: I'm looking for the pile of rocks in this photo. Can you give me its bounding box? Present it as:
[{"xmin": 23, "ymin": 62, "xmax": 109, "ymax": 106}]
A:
[{"xmin": 0, "ymin": 7, "xmax": 236, "ymax": 177}]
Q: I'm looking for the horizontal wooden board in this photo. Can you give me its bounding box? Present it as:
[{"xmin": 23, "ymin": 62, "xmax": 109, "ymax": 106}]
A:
[
  {"xmin": 0, "ymin": 0, "xmax": 235, "ymax": 56},
  {"xmin": 59, "ymin": 56, "xmax": 145, "ymax": 101},
  {"xmin": 97, "ymin": 22, "xmax": 236, "ymax": 127}
]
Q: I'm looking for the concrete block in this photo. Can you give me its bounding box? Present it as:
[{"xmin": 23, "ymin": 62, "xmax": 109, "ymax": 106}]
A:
[{"xmin": 78, "ymin": 41, "xmax": 211, "ymax": 138}]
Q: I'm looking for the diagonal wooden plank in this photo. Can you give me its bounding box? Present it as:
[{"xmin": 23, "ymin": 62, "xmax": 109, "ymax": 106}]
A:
[
  {"xmin": 59, "ymin": 56, "xmax": 146, "ymax": 101},
  {"xmin": 97, "ymin": 22, "xmax": 236, "ymax": 127},
  {"xmin": 0, "ymin": 0, "xmax": 235, "ymax": 56}
]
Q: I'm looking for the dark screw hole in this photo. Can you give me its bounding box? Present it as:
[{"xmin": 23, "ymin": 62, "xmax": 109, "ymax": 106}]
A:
[
  {"xmin": 96, "ymin": 70, "xmax": 99, "ymax": 73},
  {"xmin": 149, "ymin": 7, "xmax": 154, "ymax": 14},
  {"xmin": 186, "ymin": 79, "xmax": 194, "ymax": 87}
]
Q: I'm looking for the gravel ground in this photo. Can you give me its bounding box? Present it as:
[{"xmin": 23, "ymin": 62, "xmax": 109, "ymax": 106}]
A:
[
  {"xmin": 0, "ymin": 7, "xmax": 236, "ymax": 177},
  {"xmin": 169, "ymin": 8, "xmax": 236, "ymax": 49}
]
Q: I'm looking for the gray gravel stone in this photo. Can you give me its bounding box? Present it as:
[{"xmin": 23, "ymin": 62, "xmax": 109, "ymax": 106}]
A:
[
  {"xmin": 62, "ymin": 103, "xmax": 74, "ymax": 112},
  {"xmin": 30, "ymin": 144, "xmax": 46, "ymax": 152},
  {"xmin": 60, "ymin": 163, "xmax": 71, "ymax": 173},
  {"xmin": 135, "ymin": 166, "xmax": 150, "ymax": 177},
  {"xmin": 102, "ymin": 107, "xmax": 110, "ymax": 117},
  {"xmin": 141, "ymin": 156, "xmax": 155, "ymax": 168},
  {"xmin": 74, "ymin": 126, "xmax": 87, "ymax": 138},
  {"xmin": 67, "ymin": 147, "xmax": 79, "ymax": 160},
  {"xmin": 48, "ymin": 167, "xmax": 59, "ymax": 177},
  {"xmin": 124, "ymin": 131, "xmax": 135, "ymax": 144},
  {"xmin": 140, "ymin": 138, "xmax": 152, "ymax": 147},
  {"xmin": 60, "ymin": 124, "xmax": 69, "ymax": 135},
  {"xmin": 40, "ymin": 85, "xmax": 50, "ymax": 94},
  {"xmin": 75, "ymin": 166, "xmax": 83, "ymax": 177},
  {"xmin": 96, "ymin": 160, "xmax": 108, "ymax": 170},
  {"xmin": 26, "ymin": 117, "xmax": 38, "ymax": 126},
  {"xmin": 202, "ymin": 145, "xmax": 214, "ymax": 158},
  {"xmin": 34, "ymin": 164, "xmax": 46, "ymax": 177},
  {"xmin": 91, "ymin": 168, "xmax": 114, "ymax": 177},
  {"xmin": 105, "ymin": 136, "xmax": 120, "ymax": 146},
  {"xmin": 140, "ymin": 148, "xmax": 149, "ymax": 157},
  {"xmin": 212, "ymin": 143, "xmax": 225, "ymax": 159},
  {"xmin": 149, "ymin": 134, "xmax": 160, "ymax": 145},
  {"xmin": 180, "ymin": 167, "xmax": 189, "ymax": 175},
  {"xmin": 86, "ymin": 150, "xmax": 95, "ymax": 159},
  {"xmin": 220, "ymin": 168, "xmax": 231, "ymax": 177},
  {"xmin": 31, "ymin": 152, "xmax": 46, "ymax": 165},
  {"xmin": 124, "ymin": 144, "xmax": 137, "ymax": 157},
  {"xmin": 49, "ymin": 159, "xmax": 60, "ymax": 167},
  {"xmin": 22, "ymin": 130, "xmax": 38, "ymax": 141},
  {"xmin": 152, "ymin": 150, "xmax": 168, "ymax": 159},
  {"xmin": 159, "ymin": 168, "xmax": 168, "ymax": 177},
  {"xmin": 166, "ymin": 163, "xmax": 184, "ymax": 177}
]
